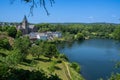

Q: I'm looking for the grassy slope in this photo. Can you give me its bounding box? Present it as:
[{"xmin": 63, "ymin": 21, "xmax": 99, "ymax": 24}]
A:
[
  {"xmin": 16, "ymin": 55, "xmax": 84, "ymax": 80},
  {"xmin": 0, "ymin": 50, "xmax": 84, "ymax": 80}
]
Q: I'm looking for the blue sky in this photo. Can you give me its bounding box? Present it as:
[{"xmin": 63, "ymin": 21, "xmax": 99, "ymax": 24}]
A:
[{"xmin": 0, "ymin": 0, "xmax": 120, "ymax": 23}]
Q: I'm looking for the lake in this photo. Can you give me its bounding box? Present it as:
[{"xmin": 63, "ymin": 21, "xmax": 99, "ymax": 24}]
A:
[{"xmin": 58, "ymin": 39, "xmax": 120, "ymax": 80}]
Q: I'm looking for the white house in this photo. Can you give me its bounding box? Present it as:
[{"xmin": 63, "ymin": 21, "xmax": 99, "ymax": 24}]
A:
[
  {"xmin": 29, "ymin": 31, "xmax": 62, "ymax": 41},
  {"xmin": 52, "ymin": 32, "xmax": 62, "ymax": 38},
  {"xmin": 36, "ymin": 33, "xmax": 48, "ymax": 40}
]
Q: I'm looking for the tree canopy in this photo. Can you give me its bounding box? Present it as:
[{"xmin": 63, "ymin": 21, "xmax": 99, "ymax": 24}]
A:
[
  {"xmin": 7, "ymin": 26, "xmax": 17, "ymax": 38},
  {"xmin": 0, "ymin": 38, "xmax": 11, "ymax": 50},
  {"xmin": 44, "ymin": 43, "xmax": 59, "ymax": 60},
  {"xmin": 75, "ymin": 33, "xmax": 84, "ymax": 40},
  {"xmin": 113, "ymin": 26, "xmax": 120, "ymax": 40},
  {"xmin": 14, "ymin": 36, "xmax": 31, "ymax": 59},
  {"xmin": 29, "ymin": 45, "xmax": 43, "ymax": 58}
]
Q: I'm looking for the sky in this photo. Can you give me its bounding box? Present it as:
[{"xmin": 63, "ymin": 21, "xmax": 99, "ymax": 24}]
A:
[{"xmin": 0, "ymin": 0, "xmax": 120, "ymax": 23}]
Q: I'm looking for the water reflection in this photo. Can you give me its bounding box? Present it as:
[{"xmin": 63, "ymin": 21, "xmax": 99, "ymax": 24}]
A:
[
  {"xmin": 57, "ymin": 40, "xmax": 84, "ymax": 50},
  {"xmin": 58, "ymin": 39, "xmax": 120, "ymax": 80}
]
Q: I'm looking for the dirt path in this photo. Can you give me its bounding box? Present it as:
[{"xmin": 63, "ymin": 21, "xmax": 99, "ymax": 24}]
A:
[{"xmin": 63, "ymin": 61, "xmax": 72, "ymax": 80}]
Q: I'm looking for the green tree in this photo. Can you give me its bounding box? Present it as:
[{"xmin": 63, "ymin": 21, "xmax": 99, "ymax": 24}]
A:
[
  {"xmin": 58, "ymin": 54, "xmax": 68, "ymax": 61},
  {"xmin": 48, "ymin": 74, "xmax": 61, "ymax": 80},
  {"xmin": 29, "ymin": 45, "xmax": 43, "ymax": 58},
  {"xmin": 44, "ymin": 44, "xmax": 59, "ymax": 60},
  {"xmin": 75, "ymin": 33, "xmax": 84, "ymax": 40},
  {"xmin": 71, "ymin": 62, "xmax": 81, "ymax": 73},
  {"xmin": 7, "ymin": 26, "xmax": 17, "ymax": 38},
  {"xmin": 0, "ymin": 38, "xmax": 11, "ymax": 50},
  {"xmin": 3, "ymin": 49, "xmax": 22, "ymax": 68},
  {"xmin": 14, "ymin": 36, "xmax": 31, "ymax": 59},
  {"xmin": 113, "ymin": 27, "xmax": 120, "ymax": 40},
  {"xmin": 16, "ymin": 30, "xmax": 22, "ymax": 38},
  {"xmin": 0, "ymin": 63, "xmax": 9, "ymax": 79},
  {"xmin": 0, "ymin": 68, "xmax": 61, "ymax": 80},
  {"xmin": 108, "ymin": 73, "xmax": 120, "ymax": 80},
  {"xmin": 1, "ymin": 26, "xmax": 9, "ymax": 32},
  {"xmin": 0, "ymin": 49, "xmax": 22, "ymax": 79}
]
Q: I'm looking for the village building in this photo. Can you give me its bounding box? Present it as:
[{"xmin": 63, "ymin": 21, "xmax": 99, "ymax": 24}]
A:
[
  {"xmin": 29, "ymin": 32, "xmax": 62, "ymax": 41},
  {"xmin": 15, "ymin": 15, "xmax": 62, "ymax": 41},
  {"xmin": 52, "ymin": 32, "xmax": 62, "ymax": 38},
  {"xmin": 0, "ymin": 16, "xmax": 62, "ymax": 41},
  {"xmin": 16, "ymin": 15, "xmax": 37, "ymax": 34}
]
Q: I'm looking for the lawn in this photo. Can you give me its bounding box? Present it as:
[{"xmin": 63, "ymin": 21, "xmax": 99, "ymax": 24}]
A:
[
  {"xmin": 17, "ymin": 54, "xmax": 84, "ymax": 80},
  {"xmin": 0, "ymin": 50, "xmax": 84, "ymax": 80}
]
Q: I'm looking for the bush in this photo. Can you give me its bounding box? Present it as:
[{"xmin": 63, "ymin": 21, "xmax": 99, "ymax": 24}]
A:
[
  {"xmin": 113, "ymin": 27, "xmax": 120, "ymax": 40},
  {"xmin": 7, "ymin": 26, "xmax": 17, "ymax": 38},
  {"xmin": 48, "ymin": 61, "xmax": 57, "ymax": 73},
  {"xmin": 0, "ymin": 38, "xmax": 11, "ymax": 50},
  {"xmin": 71, "ymin": 62, "xmax": 80, "ymax": 73},
  {"xmin": 108, "ymin": 73, "xmax": 120, "ymax": 80},
  {"xmin": 0, "ymin": 68, "xmax": 61, "ymax": 80},
  {"xmin": 75, "ymin": 33, "xmax": 84, "ymax": 40},
  {"xmin": 57, "ymin": 60, "xmax": 62, "ymax": 63},
  {"xmin": 59, "ymin": 54, "xmax": 68, "ymax": 61}
]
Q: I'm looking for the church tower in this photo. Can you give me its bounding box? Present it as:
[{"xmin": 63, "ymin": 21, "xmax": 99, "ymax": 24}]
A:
[{"xmin": 22, "ymin": 15, "xmax": 29, "ymax": 34}]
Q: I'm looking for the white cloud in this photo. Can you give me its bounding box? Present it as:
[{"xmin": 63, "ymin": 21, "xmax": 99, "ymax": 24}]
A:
[{"xmin": 87, "ymin": 16, "xmax": 94, "ymax": 19}]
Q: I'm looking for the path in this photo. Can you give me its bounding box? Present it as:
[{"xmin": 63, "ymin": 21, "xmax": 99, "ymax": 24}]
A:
[{"xmin": 63, "ymin": 61, "xmax": 72, "ymax": 80}]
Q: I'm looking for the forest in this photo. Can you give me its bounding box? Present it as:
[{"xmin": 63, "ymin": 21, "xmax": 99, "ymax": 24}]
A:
[{"xmin": 36, "ymin": 23, "xmax": 120, "ymax": 41}]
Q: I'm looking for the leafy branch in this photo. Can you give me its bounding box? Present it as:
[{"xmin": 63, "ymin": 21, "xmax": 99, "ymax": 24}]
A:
[{"xmin": 10, "ymin": 0, "xmax": 55, "ymax": 16}]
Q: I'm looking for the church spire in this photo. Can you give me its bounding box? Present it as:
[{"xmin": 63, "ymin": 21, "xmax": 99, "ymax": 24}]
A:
[
  {"xmin": 22, "ymin": 15, "xmax": 28, "ymax": 30},
  {"xmin": 22, "ymin": 15, "xmax": 28, "ymax": 23}
]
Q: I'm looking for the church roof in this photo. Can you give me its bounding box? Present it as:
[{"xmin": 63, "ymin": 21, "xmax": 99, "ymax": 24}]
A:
[
  {"xmin": 29, "ymin": 25, "xmax": 35, "ymax": 29},
  {"xmin": 22, "ymin": 15, "xmax": 28, "ymax": 22}
]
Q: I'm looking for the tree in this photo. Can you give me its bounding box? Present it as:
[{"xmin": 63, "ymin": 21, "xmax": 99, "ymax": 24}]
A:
[
  {"xmin": 16, "ymin": 30, "xmax": 22, "ymax": 38},
  {"xmin": 29, "ymin": 45, "xmax": 43, "ymax": 58},
  {"xmin": 0, "ymin": 63, "xmax": 10, "ymax": 80},
  {"xmin": 108, "ymin": 73, "xmax": 120, "ymax": 80},
  {"xmin": 0, "ymin": 38, "xmax": 11, "ymax": 50},
  {"xmin": 1, "ymin": 26, "xmax": 9, "ymax": 32},
  {"xmin": 48, "ymin": 74, "xmax": 61, "ymax": 80},
  {"xmin": 14, "ymin": 36, "xmax": 31, "ymax": 59},
  {"xmin": 44, "ymin": 44, "xmax": 59, "ymax": 60},
  {"xmin": 58, "ymin": 54, "xmax": 68, "ymax": 61},
  {"xmin": 0, "ymin": 68, "xmax": 61, "ymax": 80},
  {"xmin": 113, "ymin": 26, "xmax": 120, "ymax": 40},
  {"xmin": 3, "ymin": 49, "xmax": 22, "ymax": 68},
  {"xmin": 75, "ymin": 33, "xmax": 84, "ymax": 40},
  {"xmin": 7, "ymin": 26, "xmax": 17, "ymax": 38},
  {"xmin": 0, "ymin": 49, "xmax": 22, "ymax": 79},
  {"xmin": 71, "ymin": 62, "xmax": 81, "ymax": 73},
  {"xmin": 11, "ymin": 0, "xmax": 55, "ymax": 15}
]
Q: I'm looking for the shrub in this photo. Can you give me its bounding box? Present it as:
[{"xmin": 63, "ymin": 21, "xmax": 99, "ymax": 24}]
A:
[
  {"xmin": 71, "ymin": 62, "xmax": 80, "ymax": 73},
  {"xmin": 0, "ymin": 38, "xmax": 11, "ymax": 50},
  {"xmin": 59, "ymin": 54, "xmax": 68, "ymax": 61}
]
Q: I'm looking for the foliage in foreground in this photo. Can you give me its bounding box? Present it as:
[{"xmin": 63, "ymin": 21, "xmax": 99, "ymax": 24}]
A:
[
  {"xmin": 0, "ymin": 38, "xmax": 11, "ymax": 50},
  {"xmin": 0, "ymin": 66, "xmax": 61, "ymax": 80},
  {"xmin": 70, "ymin": 62, "xmax": 81, "ymax": 73},
  {"xmin": 108, "ymin": 73, "xmax": 120, "ymax": 80}
]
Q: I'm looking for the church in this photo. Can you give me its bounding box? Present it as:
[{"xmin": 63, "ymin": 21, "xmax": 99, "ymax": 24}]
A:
[{"xmin": 16, "ymin": 16, "xmax": 37, "ymax": 34}]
